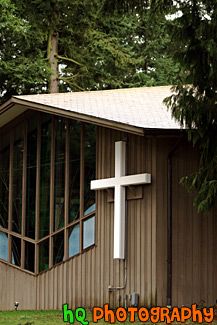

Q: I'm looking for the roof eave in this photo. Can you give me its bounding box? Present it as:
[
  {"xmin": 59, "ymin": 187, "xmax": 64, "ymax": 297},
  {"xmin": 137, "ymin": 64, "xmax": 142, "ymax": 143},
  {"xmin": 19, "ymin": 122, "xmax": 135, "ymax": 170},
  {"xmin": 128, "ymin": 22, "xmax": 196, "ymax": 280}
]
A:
[
  {"xmin": 0, "ymin": 97, "xmax": 145, "ymax": 136},
  {"xmin": 143, "ymin": 128, "xmax": 183, "ymax": 136}
]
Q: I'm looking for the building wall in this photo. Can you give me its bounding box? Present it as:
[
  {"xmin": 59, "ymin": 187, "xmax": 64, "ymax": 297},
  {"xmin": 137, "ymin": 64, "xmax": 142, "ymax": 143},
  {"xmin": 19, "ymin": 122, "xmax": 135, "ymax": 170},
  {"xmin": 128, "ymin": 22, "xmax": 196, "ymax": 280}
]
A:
[
  {"xmin": 156, "ymin": 137, "xmax": 217, "ymax": 307},
  {"xmin": 0, "ymin": 126, "xmax": 216, "ymax": 310},
  {"xmin": 0, "ymin": 262, "xmax": 36, "ymax": 310}
]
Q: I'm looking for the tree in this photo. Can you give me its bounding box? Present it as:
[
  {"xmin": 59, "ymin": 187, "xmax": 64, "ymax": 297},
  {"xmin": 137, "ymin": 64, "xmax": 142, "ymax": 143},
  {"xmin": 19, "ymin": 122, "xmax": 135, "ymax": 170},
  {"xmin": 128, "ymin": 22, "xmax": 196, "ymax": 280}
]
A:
[
  {"xmin": 0, "ymin": 0, "xmax": 50, "ymax": 102},
  {"xmin": 0, "ymin": 0, "xmax": 178, "ymax": 103},
  {"xmin": 152, "ymin": 0, "xmax": 217, "ymax": 212}
]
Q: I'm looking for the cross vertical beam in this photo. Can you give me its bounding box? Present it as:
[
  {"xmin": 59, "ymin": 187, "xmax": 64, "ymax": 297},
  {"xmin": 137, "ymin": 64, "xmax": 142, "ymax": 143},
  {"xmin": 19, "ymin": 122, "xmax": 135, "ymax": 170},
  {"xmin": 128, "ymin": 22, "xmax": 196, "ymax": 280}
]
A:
[
  {"xmin": 114, "ymin": 141, "xmax": 126, "ymax": 259},
  {"xmin": 91, "ymin": 141, "xmax": 151, "ymax": 259}
]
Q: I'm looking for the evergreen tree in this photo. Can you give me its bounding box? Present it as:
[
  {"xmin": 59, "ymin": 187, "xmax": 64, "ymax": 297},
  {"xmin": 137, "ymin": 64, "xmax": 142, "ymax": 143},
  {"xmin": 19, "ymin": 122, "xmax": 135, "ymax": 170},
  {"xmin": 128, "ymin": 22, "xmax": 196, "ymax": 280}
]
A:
[
  {"xmin": 152, "ymin": 0, "xmax": 217, "ymax": 212},
  {"xmin": 0, "ymin": 0, "xmax": 50, "ymax": 102},
  {"xmin": 0, "ymin": 0, "xmax": 178, "ymax": 103}
]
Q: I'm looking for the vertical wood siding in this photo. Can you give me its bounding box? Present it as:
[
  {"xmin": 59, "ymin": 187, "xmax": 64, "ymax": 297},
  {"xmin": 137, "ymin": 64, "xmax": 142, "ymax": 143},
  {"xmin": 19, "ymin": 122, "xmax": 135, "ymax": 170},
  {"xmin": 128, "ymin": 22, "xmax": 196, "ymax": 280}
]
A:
[
  {"xmin": 0, "ymin": 262, "xmax": 36, "ymax": 310},
  {"xmin": 156, "ymin": 137, "xmax": 217, "ymax": 307}
]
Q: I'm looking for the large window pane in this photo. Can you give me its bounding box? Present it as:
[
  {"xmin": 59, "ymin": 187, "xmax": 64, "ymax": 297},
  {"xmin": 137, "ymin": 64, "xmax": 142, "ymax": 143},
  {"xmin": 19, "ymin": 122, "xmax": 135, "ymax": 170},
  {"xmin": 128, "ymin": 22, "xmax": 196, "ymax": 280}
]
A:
[
  {"xmin": 54, "ymin": 117, "xmax": 66, "ymax": 231},
  {"xmin": 11, "ymin": 235, "xmax": 21, "ymax": 266},
  {"xmin": 68, "ymin": 223, "xmax": 80, "ymax": 258},
  {"xmin": 69, "ymin": 120, "xmax": 80, "ymax": 223},
  {"xmin": 39, "ymin": 238, "xmax": 49, "ymax": 272},
  {"xmin": 53, "ymin": 231, "xmax": 64, "ymax": 265},
  {"xmin": 0, "ymin": 132, "xmax": 10, "ymax": 229},
  {"xmin": 25, "ymin": 241, "xmax": 35, "ymax": 272},
  {"xmin": 84, "ymin": 124, "xmax": 96, "ymax": 215},
  {"xmin": 39, "ymin": 114, "xmax": 51, "ymax": 239},
  {"xmin": 83, "ymin": 216, "xmax": 95, "ymax": 249},
  {"xmin": 26, "ymin": 115, "xmax": 38, "ymax": 239},
  {"xmin": 12, "ymin": 123, "xmax": 24, "ymax": 234},
  {"xmin": 0, "ymin": 231, "xmax": 8, "ymax": 261}
]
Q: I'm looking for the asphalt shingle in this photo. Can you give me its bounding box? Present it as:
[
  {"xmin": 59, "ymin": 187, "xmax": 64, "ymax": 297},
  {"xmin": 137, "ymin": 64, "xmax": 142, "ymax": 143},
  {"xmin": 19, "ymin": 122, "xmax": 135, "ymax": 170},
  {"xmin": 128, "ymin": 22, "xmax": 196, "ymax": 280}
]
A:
[{"xmin": 13, "ymin": 86, "xmax": 181, "ymax": 130}]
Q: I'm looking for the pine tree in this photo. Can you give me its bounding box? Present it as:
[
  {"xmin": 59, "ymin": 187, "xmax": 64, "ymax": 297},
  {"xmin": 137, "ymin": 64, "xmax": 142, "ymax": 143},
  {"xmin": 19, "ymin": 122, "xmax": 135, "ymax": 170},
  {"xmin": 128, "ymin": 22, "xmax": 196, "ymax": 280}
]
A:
[
  {"xmin": 0, "ymin": 0, "xmax": 178, "ymax": 103},
  {"xmin": 0, "ymin": 0, "xmax": 50, "ymax": 102},
  {"xmin": 152, "ymin": 0, "xmax": 217, "ymax": 212}
]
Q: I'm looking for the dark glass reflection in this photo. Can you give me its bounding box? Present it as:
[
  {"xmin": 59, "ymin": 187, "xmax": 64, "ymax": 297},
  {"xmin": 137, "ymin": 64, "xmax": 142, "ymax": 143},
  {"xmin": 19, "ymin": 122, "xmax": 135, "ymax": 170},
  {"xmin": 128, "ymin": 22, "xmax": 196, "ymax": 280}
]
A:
[
  {"xmin": 54, "ymin": 117, "xmax": 66, "ymax": 231},
  {"xmin": 53, "ymin": 231, "xmax": 64, "ymax": 265},
  {"xmin": 39, "ymin": 114, "xmax": 51, "ymax": 239},
  {"xmin": 39, "ymin": 238, "xmax": 49, "ymax": 272},
  {"xmin": 0, "ymin": 231, "xmax": 8, "ymax": 261},
  {"xmin": 84, "ymin": 124, "xmax": 96, "ymax": 215},
  {"xmin": 0, "ymin": 132, "xmax": 10, "ymax": 229},
  {"xmin": 11, "ymin": 235, "xmax": 21, "ymax": 266},
  {"xmin": 26, "ymin": 114, "xmax": 38, "ymax": 239},
  {"xmin": 12, "ymin": 123, "xmax": 24, "ymax": 234},
  {"xmin": 25, "ymin": 241, "xmax": 35, "ymax": 272},
  {"xmin": 69, "ymin": 120, "xmax": 80, "ymax": 223},
  {"xmin": 68, "ymin": 223, "xmax": 80, "ymax": 258}
]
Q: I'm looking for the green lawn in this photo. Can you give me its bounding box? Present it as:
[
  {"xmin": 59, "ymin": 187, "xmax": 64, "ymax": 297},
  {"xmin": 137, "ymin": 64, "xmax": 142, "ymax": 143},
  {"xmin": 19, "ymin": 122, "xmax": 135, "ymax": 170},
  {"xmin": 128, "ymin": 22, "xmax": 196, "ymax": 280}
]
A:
[
  {"xmin": 0, "ymin": 310, "xmax": 63, "ymax": 324},
  {"xmin": 0, "ymin": 310, "xmax": 216, "ymax": 325}
]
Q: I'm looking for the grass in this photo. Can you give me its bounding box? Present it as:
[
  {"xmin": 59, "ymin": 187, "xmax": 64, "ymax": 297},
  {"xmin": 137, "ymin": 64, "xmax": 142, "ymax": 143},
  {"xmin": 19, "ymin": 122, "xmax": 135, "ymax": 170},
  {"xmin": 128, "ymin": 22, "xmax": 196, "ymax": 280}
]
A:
[
  {"xmin": 0, "ymin": 310, "xmax": 63, "ymax": 324},
  {"xmin": 0, "ymin": 310, "xmax": 216, "ymax": 325}
]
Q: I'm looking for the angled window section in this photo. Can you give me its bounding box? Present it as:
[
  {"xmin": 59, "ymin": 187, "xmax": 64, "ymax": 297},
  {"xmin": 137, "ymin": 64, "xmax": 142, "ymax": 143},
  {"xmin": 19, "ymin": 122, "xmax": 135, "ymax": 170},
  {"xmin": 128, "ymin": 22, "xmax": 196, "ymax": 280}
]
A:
[
  {"xmin": 54, "ymin": 117, "xmax": 66, "ymax": 232},
  {"xmin": 39, "ymin": 114, "xmax": 51, "ymax": 239},
  {"xmin": 12, "ymin": 123, "xmax": 24, "ymax": 234},
  {"xmin": 0, "ymin": 132, "xmax": 10, "ymax": 229},
  {"xmin": 0, "ymin": 112, "xmax": 96, "ymax": 274}
]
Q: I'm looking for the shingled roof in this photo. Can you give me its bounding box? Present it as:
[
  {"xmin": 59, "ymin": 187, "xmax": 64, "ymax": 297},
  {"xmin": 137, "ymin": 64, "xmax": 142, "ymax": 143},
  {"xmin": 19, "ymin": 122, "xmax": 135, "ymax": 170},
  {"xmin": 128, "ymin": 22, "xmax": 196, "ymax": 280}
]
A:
[{"xmin": 0, "ymin": 86, "xmax": 181, "ymax": 135}]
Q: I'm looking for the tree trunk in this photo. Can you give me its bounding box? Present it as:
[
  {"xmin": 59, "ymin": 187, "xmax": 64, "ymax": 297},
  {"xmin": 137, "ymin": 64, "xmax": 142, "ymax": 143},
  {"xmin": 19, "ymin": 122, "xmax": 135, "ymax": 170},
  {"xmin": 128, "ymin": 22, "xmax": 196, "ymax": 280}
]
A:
[{"xmin": 49, "ymin": 33, "xmax": 59, "ymax": 93}]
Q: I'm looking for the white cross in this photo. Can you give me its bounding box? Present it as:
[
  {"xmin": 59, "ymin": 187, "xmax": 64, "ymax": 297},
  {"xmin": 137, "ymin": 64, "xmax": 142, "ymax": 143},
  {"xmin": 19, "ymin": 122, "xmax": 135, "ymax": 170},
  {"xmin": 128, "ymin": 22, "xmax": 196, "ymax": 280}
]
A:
[{"xmin": 91, "ymin": 141, "xmax": 151, "ymax": 259}]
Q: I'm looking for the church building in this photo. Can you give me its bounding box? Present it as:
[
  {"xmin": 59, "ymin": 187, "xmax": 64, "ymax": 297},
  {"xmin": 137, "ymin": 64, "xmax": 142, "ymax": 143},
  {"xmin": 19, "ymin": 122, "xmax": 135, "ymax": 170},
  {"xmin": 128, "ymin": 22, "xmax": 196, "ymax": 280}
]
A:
[{"xmin": 0, "ymin": 86, "xmax": 216, "ymax": 310}]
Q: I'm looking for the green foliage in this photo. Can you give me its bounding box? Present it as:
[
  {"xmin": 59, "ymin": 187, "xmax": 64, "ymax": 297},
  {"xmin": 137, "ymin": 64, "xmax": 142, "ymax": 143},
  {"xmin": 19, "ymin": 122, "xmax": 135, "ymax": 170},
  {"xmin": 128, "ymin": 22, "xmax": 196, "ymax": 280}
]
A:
[
  {"xmin": 0, "ymin": 0, "xmax": 50, "ymax": 102},
  {"xmin": 162, "ymin": 0, "xmax": 217, "ymax": 212},
  {"xmin": 0, "ymin": 0, "xmax": 178, "ymax": 102}
]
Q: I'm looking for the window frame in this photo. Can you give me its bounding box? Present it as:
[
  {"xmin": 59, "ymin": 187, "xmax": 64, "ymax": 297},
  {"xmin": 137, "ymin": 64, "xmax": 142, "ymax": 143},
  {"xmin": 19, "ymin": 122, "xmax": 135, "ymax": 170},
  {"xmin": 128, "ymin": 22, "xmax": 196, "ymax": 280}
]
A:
[{"xmin": 0, "ymin": 110, "xmax": 97, "ymax": 275}]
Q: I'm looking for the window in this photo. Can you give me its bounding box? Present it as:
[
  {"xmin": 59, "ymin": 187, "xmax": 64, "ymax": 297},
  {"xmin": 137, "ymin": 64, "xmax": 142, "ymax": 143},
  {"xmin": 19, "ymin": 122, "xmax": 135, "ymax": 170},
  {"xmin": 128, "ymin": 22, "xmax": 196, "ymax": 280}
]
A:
[
  {"xmin": 68, "ymin": 224, "xmax": 80, "ymax": 258},
  {"xmin": 0, "ymin": 132, "xmax": 10, "ymax": 229},
  {"xmin": 54, "ymin": 117, "xmax": 66, "ymax": 232},
  {"xmin": 39, "ymin": 238, "xmax": 49, "ymax": 273},
  {"xmin": 0, "ymin": 111, "xmax": 96, "ymax": 274},
  {"xmin": 0, "ymin": 231, "xmax": 8, "ymax": 261},
  {"xmin": 26, "ymin": 116, "xmax": 37, "ymax": 239},
  {"xmin": 12, "ymin": 123, "xmax": 24, "ymax": 234},
  {"xmin": 39, "ymin": 114, "xmax": 51, "ymax": 239},
  {"xmin": 83, "ymin": 216, "xmax": 95, "ymax": 250},
  {"xmin": 25, "ymin": 241, "xmax": 35, "ymax": 272},
  {"xmin": 11, "ymin": 235, "xmax": 21, "ymax": 267}
]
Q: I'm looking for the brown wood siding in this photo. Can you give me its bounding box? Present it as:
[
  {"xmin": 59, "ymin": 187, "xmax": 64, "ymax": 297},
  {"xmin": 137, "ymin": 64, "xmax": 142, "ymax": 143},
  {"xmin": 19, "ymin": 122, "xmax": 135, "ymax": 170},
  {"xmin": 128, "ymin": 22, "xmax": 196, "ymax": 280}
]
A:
[
  {"xmin": 0, "ymin": 262, "xmax": 36, "ymax": 310},
  {"xmin": 156, "ymin": 137, "xmax": 217, "ymax": 307}
]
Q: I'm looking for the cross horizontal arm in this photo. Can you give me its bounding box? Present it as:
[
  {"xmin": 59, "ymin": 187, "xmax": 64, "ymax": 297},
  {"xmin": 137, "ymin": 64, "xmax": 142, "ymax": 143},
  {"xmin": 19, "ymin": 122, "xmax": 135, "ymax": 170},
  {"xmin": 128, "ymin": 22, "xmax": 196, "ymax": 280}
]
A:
[
  {"xmin": 91, "ymin": 177, "xmax": 116, "ymax": 190},
  {"xmin": 91, "ymin": 173, "xmax": 151, "ymax": 191},
  {"xmin": 118, "ymin": 173, "xmax": 151, "ymax": 186}
]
